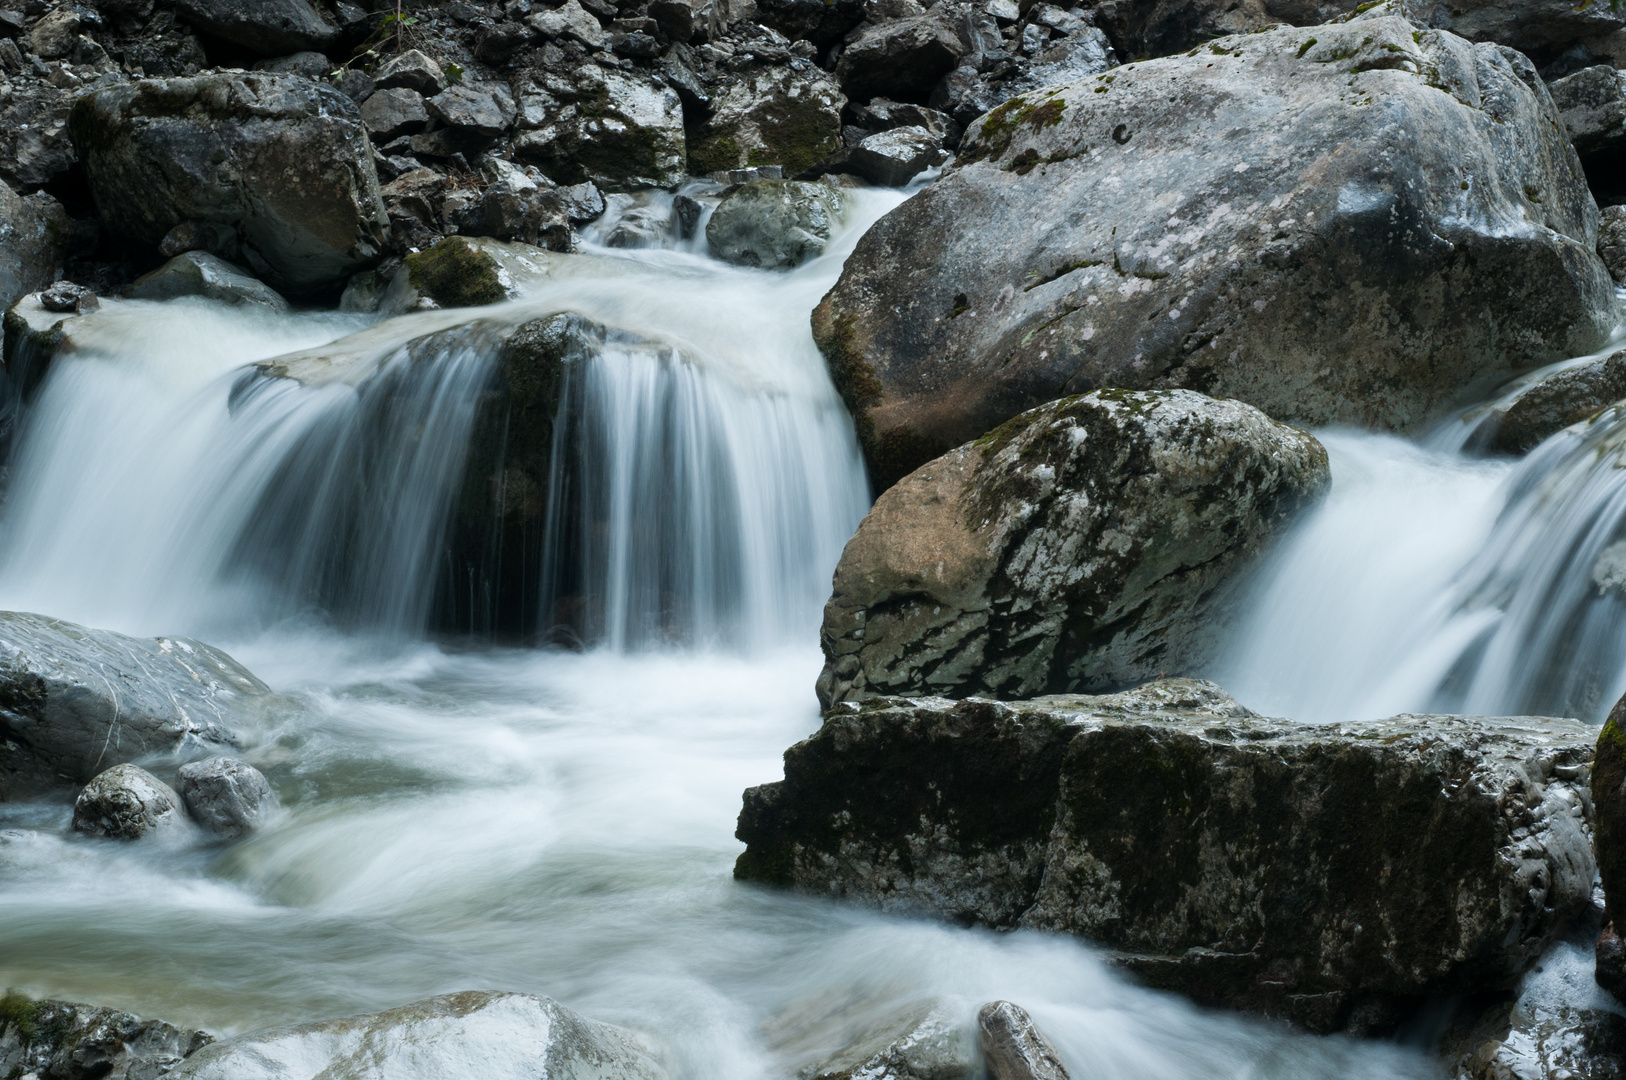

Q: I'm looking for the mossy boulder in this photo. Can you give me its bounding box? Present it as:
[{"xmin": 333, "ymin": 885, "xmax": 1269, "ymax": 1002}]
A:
[
  {"xmin": 0, "ymin": 990, "xmax": 212, "ymax": 1079},
  {"xmin": 512, "ymin": 65, "xmax": 685, "ymax": 191},
  {"xmin": 816, "ymin": 389, "xmax": 1328, "ymax": 708},
  {"xmin": 1597, "ymin": 696, "xmax": 1626, "ymax": 926},
  {"xmin": 405, "ymin": 238, "xmax": 510, "ymax": 309},
  {"xmin": 705, "ymin": 179, "xmax": 847, "ymax": 268},
  {"xmin": 687, "ymin": 61, "xmax": 844, "ymax": 177}
]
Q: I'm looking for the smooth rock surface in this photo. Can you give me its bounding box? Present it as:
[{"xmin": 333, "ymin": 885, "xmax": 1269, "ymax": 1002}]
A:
[
  {"xmin": 0, "ymin": 610, "xmax": 261, "ymax": 791},
  {"xmin": 0, "ymin": 991, "xmax": 212, "ymax": 1080},
  {"xmin": 1482, "ymin": 349, "xmax": 1626, "ymax": 455},
  {"xmin": 977, "ymin": 1002, "xmax": 1069, "ymax": 1080},
  {"xmin": 737, "ymin": 680, "xmax": 1598, "ymax": 1032},
  {"xmin": 128, "ymin": 251, "xmax": 291, "ymax": 311},
  {"xmin": 360, "ymin": 87, "xmax": 430, "ymax": 142},
  {"xmin": 817, "ymin": 390, "xmax": 1328, "ymax": 707},
  {"xmin": 705, "ymin": 179, "xmax": 846, "ymax": 268},
  {"xmin": 814, "ymin": 12, "xmax": 1617, "ymax": 490},
  {"xmin": 173, "ymin": 0, "xmax": 337, "ymax": 56},
  {"xmin": 800, "ymin": 999, "xmax": 972, "ymax": 1080},
  {"xmin": 167, "ymin": 991, "xmax": 669, "ymax": 1080},
  {"xmin": 177, "ymin": 756, "xmax": 279, "ymax": 838},
  {"xmin": 71, "ymin": 73, "xmax": 390, "ymax": 299},
  {"xmin": 71, "ymin": 763, "xmax": 182, "ymax": 839},
  {"xmin": 374, "ymin": 49, "xmax": 446, "ymax": 96}
]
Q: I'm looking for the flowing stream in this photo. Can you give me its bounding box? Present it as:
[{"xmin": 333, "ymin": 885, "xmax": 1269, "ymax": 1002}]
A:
[{"xmin": 3, "ymin": 187, "xmax": 1623, "ymax": 1078}]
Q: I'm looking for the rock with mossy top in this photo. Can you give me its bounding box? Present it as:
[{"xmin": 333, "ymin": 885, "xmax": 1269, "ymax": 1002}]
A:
[
  {"xmin": 816, "ymin": 389, "xmax": 1328, "ymax": 709},
  {"xmin": 1596, "ymin": 693, "xmax": 1626, "ymax": 928},
  {"xmin": 404, "ymin": 238, "xmax": 515, "ymax": 309},
  {"xmin": 686, "ymin": 49, "xmax": 845, "ymax": 177},
  {"xmin": 512, "ymin": 64, "xmax": 686, "ymax": 191},
  {"xmin": 0, "ymin": 989, "xmax": 212, "ymax": 1080},
  {"xmin": 737, "ymin": 679, "xmax": 1598, "ymax": 1033}
]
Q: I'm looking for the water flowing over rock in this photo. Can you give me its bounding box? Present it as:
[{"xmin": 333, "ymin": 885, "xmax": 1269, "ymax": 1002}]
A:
[
  {"xmin": 817, "ymin": 390, "xmax": 1328, "ymax": 707},
  {"xmin": 167, "ymin": 991, "xmax": 668, "ymax": 1080},
  {"xmin": 0, "ymin": 610, "xmax": 262, "ymax": 795},
  {"xmin": 706, "ymin": 179, "xmax": 847, "ymax": 268},
  {"xmin": 736, "ymin": 679, "xmax": 1597, "ymax": 1033},
  {"xmin": 1479, "ymin": 348, "xmax": 1626, "ymax": 455},
  {"xmin": 176, "ymin": 756, "xmax": 279, "ymax": 839},
  {"xmin": 70, "ymin": 73, "xmax": 390, "ymax": 299},
  {"xmin": 71, "ymin": 763, "xmax": 182, "ymax": 839},
  {"xmin": 814, "ymin": 10, "xmax": 1617, "ymax": 490},
  {"xmin": 127, "ymin": 252, "xmax": 290, "ymax": 312},
  {"xmin": 977, "ymin": 1002, "xmax": 1069, "ymax": 1080},
  {"xmin": 799, "ymin": 999, "xmax": 973, "ymax": 1080},
  {"xmin": 0, "ymin": 991, "xmax": 212, "ymax": 1080}
]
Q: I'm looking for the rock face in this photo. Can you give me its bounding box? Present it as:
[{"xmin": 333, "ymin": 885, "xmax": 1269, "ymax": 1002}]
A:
[
  {"xmin": 814, "ymin": 11, "xmax": 1617, "ymax": 490},
  {"xmin": 128, "ymin": 252, "xmax": 290, "ymax": 312},
  {"xmin": 736, "ymin": 680, "xmax": 1598, "ymax": 1032},
  {"xmin": 1551, "ymin": 65, "xmax": 1626, "ymax": 158},
  {"xmin": 849, "ymin": 126, "xmax": 946, "ymax": 186},
  {"xmin": 817, "ymin": 391, "xmax": 1328, "ymax": 708},
  {"xmin": 0, "ymin": 182, "xmax": 71, "ymax": 314},
  {"xmin": 0, "ymin": 610, "xmax": 263, "ymax": 793},
  {"xmin": 1601, "ymin": 205, "xmax": 1626, "ymax": 283},
  {"xmin": 173, "ymin": 0, "xmax": 337, "ymax": 56},
  {"xmin": 977, "ymin": 1002, "xmax": 1069, "ymax": 1080},
  {"xmin": 0, "ymin": 991, "xmax": 212, "ymax": 1080},
  {"xmin": 71, "ymin": 763, "xmax": 183, "ymax": 840},
  {"xmin": 1481, "ymin": 348, "xmax": 1626, "ymax": 455},
  {"xmin": 1440, "ymin": 0, "xmax": 1626, "ymax": 67},
  {"xmin": 1596, "ymin": 696, "xmax": 1626, "ymax": 927},
  {"xmin": 800, "ymin": 999, "xmax": 972, "ymax": 1080},
  {"xmin": 71, "ymin": 73, "xmax": 389, "ymax": 299},
  {"xmin": 177, "ymin": 756, "xmax": 280, "ymax": 839},
  {"xmin": 168, "ymin": 991, "xmax": 668, "ymax": 1080},
  {"xmin": 705, "ymin": 179, "xmax": 847, "ymax": 268}
]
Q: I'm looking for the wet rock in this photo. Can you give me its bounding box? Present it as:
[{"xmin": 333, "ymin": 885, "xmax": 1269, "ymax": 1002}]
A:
[
  {"xmin": 849, "ymin": 126, "xmax": 945, "ymax": 186},
  {"xmin": 1601, "ymin": 205, "xmax": 1626, "ymax": 282},
  {"xmin": 427, "ymin": 82, "xmax": 519, "ymax": 140},
  {"xmin": 360, "ymin": 86, "xmax": 429, "ymax": 141},
  {"xmin": 527, "ymin": 0, "xmax": 608, "ymax": 48},
  {"xmin": 1552, "ymin": 64, "xmax": 1626, "ymax": 158},
  {"xmin": 1458, "ymin": 998, "xmax": 1626, "ymax": 1079},
  {"xmin": 1598, "ymin": 923, "xmax": 1626, "ymax": 999},
  {"xmin": 0, "ymin": 991, "xmax": 213, "ymax": 1080},
  {"xmin": 374, "ymin": 48, "xmax": 446, "ymax": 95},
  {"xmin": 177, "ymin": 756, "xmax": 280, "ymax": 838},
  {"xmin": 158, "ymin": 219, "xmax": 243, "ymax": 261},
  {"xmin": 128, "ymin": 251, "xmax": 291, "ymax": 312},
  {"xmin": 1482, "ymin": 349, "xmax": 1626, "ymax": 455},
  {"xmin": 0, "ymin": 610, "xmax": 261, "ymax": 790},
  {"xmin": 705, "ymin": 178, "xmax": 846, "ymax": 268},
  {"xmin": 815, "ymin": 13, "xmax": 1616, "ymax": 490},
  {"xmin": 27, "ymin": 7, "xmax": 81, "ymax": 59},
  {"xmin": 332, "ymin": 67, "xmax": 374, "ymax": 103},
  {"xmin": 401, "ymin": 236, "xmax": 516, "ymax": 308},
  {"xmin": 977, "ymin": 1002, "xmax": 1068, "ymax": 1080},
  {"xmin": 816, "ymin": 391, "xmax": 1327, "ymax": 706},
  {"xmin": 801, "ymin": 999, "xmax": 973, "ymax": 1080},
  {"xmin": 380, "ymin": 167, "xmax": 449, "ymax": 252},
  {"xmin": 0, "ymin": 82, "xmax": 76, "ymax": 189},
  {"xmin": 513, "ymin": 64, "xmax": 684, "ymax": 190},
  {"xmin": 2, "ymin": 292, "xmax": 105, "ymax": 399},
  {"xmin": 755, "ymin": 0, "xmax": 865, "ymax": 49},
  {"xmin": 167, "ymin": 991, "xmax": 667, "ymax": 1080},
  {"xmin": 39, "ymin": 280, "xmax": 98, "ymax": 314},
  {"xmin": 71, "ymin": 73, "xmax": 390, "ymax": 299},
  {"xmin": 736, "ymin": 681, "xmax": 1598, "ymax": 1032},
  {"xmin": 71, "ymin": 763, "xmax": 182, "ymax": 839},
  {"xmin": 467, "ymin": 165, "xmax": 579, "ymax": 248},
  {"xmin": 173, "ymin": 0, "xmax": 339, "ymax": 56},
  {"xmin": 837, "ymin": 7, "xmax": 969, "ymax": 103},
  {"xmin": 851, "ymin": 98, "xmax": 961, "ymax": 145},
  {"xmin": 0, "ymin": 182, "xmax": 71, "ymax": 313},
  {"xmin": 1597, "ymin": 695, "xmax": 1626, "ymax": 926},
  {"xmin": 1088, "ymin": 0, "xmax": 1281, "ymax": 61},
  {"xmin": 687, "ymin": 55, "xmax": 845, "ymax": 176}
]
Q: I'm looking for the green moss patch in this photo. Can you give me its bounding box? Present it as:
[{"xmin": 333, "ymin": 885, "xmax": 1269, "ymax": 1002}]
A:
[{"xmin": 405, "ymin": 238, "xmax": 506, "ymax": 308}]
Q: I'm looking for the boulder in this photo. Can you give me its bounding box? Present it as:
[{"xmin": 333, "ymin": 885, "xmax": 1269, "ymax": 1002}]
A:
[
  {"xmin": 167, "ymin": 991, "xmax": 668, "ymax": 1080},
  {"xmin": 1596, "ymin": 695, "xmax": 1626, "ymax": 926},
  {"xmin": 686, "ymin": 59, "xmax": 845, "ymax": 177},
  {"xmin": 527, "ymin": 0, "xmax": 608, "ymax": 47},
  {"xmin": 1480, "ymin": 348, "xmax": 1626, "ymax": 455},
  {"xmin": 1551, "ymin": 64, "xmax": 1626, "ymax": 157},
  {"xmin": 755, "ymin": 0, "xmax": 865, "ymax": 49},
  {"xmin": 977, "ymin": 1002, "xmax": 1069, "ymax": 1080},
  {"xmin": 705, "ymin": 178, "xmax": 847, "ymax": 268},
  {"xmin": 253, "ymin": 51, "xmax": 332, "ymax": 79},
  {"xmin": 816, "ymin": 390, "xmax": 1328, "ymax": 707},
  {"xmin": 1599, "ymin": 923, "xmax": 1626, "ymax": 999},
  {"xmin": 0, "ymin": 182, "xmax": 71, "ymax": 314},
  {"xmin": 427, "ymin": 82, "xmax": 519, "ymax": 141},
  {"xmin": 71, "ymin": 763, "xmax": 183, "ymax": 839},
  {"xmin": 1440, "ymin": 0, "xmax": 1626, "ymax": 67},
  {"xmin": 373, "ymin": 49, "xmax": 446, "ymax": 96},
  {"xmin": 814, "ymin": 13, "xmax": 1617, "ymax": 490},
  {"xmin": 360, "ymin": 87, "xmax": 430, "ymax": 142},
  {"xmin": 172, "ymin": 0, "xmax": 338, "ymax": 56},
  {"xmin": 800, "ymin": 999, "xmax": 972, "ymax": 1080},
  {"xmin": 0, "ymin": 82, "xmax": 76, "ymax": 190},
  {"xmin": 849, "ymin": 126, "xmax": 946, "ymax": 186},
  {"xmin": 513, "ymin": 65, "xmax": 685, "ymax": 190},
  {"xmin": 177, "ymin": 756, "xmax": 280, "ymax": 838},
  {"xmin": 128, "ymin": 251, "xmax": 291, "ymax": 312},
  {"xmin": 27, "ymin": 7, "xmax": 82, "ymax": 59},
  {"xmin": 1601, "ymin": 204, "xmax": 1626, "ymax": 282},
  {"xmin": 0, "ymin": 610, "xmax": 262, "ymax": 791},
  {"xmin": 736, "ymin": 680, "xmax": 1598, "ymax": 1032},
  {"xmin": 837, "ymin": 8, "xmax": 970, "ymax": 103},
  {"xmin": 851, "ymin": 99, "xmax": 962, "ymax": 145},
  {"xmin": 0, "ymin": 991, "xmax": 212, "ymax": 1080},
  {"xmin": 71, "ymin": 73, "xmax": 390, "ymax": 299}
]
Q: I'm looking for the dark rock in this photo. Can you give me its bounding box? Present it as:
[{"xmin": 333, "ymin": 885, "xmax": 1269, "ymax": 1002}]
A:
[
  {"xmin": 427, "ymin": 82, "xmax": 518, "ymax": 139},
  {"xmin": 816, "ymin": 13, "xmax": 1616, "ymax": 491},
  {"xmin": 157, "ymin": 219, "xmax": 242, "ymax": 261},
  {"xmin": 39, "ymin": 280, "xmax": 97, "ymax": 313},
  {"xmin": 706, "ymin": 178, "xmax": 846, "ymax": 267},
  {"xmin": 673, "ymin": 193, "xmax": 702, "ymax": 238},
  {"xmin": 177, "ymin": 756, "xmax": 280, "ymax": 838},
  {"xmin": 817, "ymin": 390, "xmax": 1328, "ymax": 706},
  {"xmin": 172, "ymin": 0, "xmax": 338, "ymax": 56},
  {"xmin": 374, "ymin": 49, "xmax": 446, "ymax": 95},
  {"xmin": 71, "ymin": 73, "xmax": 390, "ymax": 299},
  {"xmin": 612, "ymin": 29, "xmax": 662, "ymax": 56},
  {"xmin": 1597, "ymin": 695, "xmax": 1626, "ymax": 926},
  {"xmin": 0, "ymin": 182, "xmax": 70, "ymax": 313},
  {"xmin": 253, "ymin": 50, "xmax": 332, "ymax": 79},
  {"xmin": 837, "ymin": 8, "xmax": 969, "ymax": 103},
  {"xmin": 27, "ymin": 6, "xmax": 80, "ymax": 58},
  {"xmin": 381, "ymin": 167, "xmax": 449, "ymax": 251},
  {"xmin": 0, "ymin": 991, "xmax": 213, "ymax": 1080},
  {"xmin": 0, "ymin": 82, "xmax": 76, "ymax": 189},
  {"xmin": 332, "ymin": 67, "xmax": 374, "ymax": 102},
  {"xmin": 476, "ymin": 20, "xmax": 534, "ymax": 64},
  {"xmin": 800, "ymin": 999, "xmax": 972, "ymax": 1080},
  {"xmin": 1599, "ymin": 923, "xmax": 1626, "ymax": 1000},
  {"xmin": 1088, "ymin": 0, "xmax": 1282, "ymax": 61},
  {"xmin": 1459, "ymin": 1002, "xmax": 1626, "ymax": 1079},
  {"xmin": 1483, "ymin": 348, "xmax": 1626, "ymax": 455},
  {"xmin": 755, "ymin": 0, "xmax": 865, "ymax": 49},
  {"xmin": 736, "ymin": 681, "xmax": 1598, "ymax": 1033},
  {"xmin": 977, "ymin": 1002, "xmax": 1068, "ymax": 1080},
  {"xmin": 686, "ymin": 56, "xmax": 845, "ymax": 176},
  {"xmin": 513, "ymin": 65, "xmax": 685, "ymax": 190},
  {"xmin": 0, "ymin": 610, "xmax": 261, "ymax": 790},
  {"xmin": 527, "ymin": 0, "xmax": 608, "ymax": 48},
  {"xmin": 848, "ymin": 125, "xmax": 945, "ymax": 185},
  {"xmin": 361, "ymin": 86, "xmax": 430, "ymax": 141},
  {"xmin": 402, "ymin": 236, "xmax": 511, "ymax": 307},
  {"xmin": 1551, "ymin": 64, "xmax": 1626, "ymax": 158},
  {"xmin": 1442, "ymin": 0, "xmax": 1626, "ymax": 69},
  {"xmin": 128, "ymin": 251, "xmax": 291, "ymax": 312},
  {"xmin": 851, "ymin": 98, "xmax": 961, "ymax": 144},
  {"xmin": 71, "ymin": 763, "xmax": 182, "ymax": 839}
]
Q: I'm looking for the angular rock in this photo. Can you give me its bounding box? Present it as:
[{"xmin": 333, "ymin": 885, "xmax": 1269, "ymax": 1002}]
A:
[
  {"xmin": 71, "ymin": 73, "xmax": 390, "ymax": 299},
  {"xmin": 849, "ymin": 126, "xmax": 946, "ymax": 186},
  {"xmin": 736, "ymin": 681, "xmax": 1599, "ymax": 1032},
  {"xmin": 817, "ymin": 391, "xmax": 1328, "ymax": 707},
  {"xmin": 0, "ymin": 82, "xmax": 76, "ymax": 189},
  {"xmin": 380, "ymin": 167, "xmax": 449, "ymax": 252},
  {"xmin": 72, "ymin": 763, "xmax": 183, "ymax": 839},
  {"xmin": 815, "ymin": 14, "xmax": 1617, "ymax": 491},
  {"xmin": 0, "ymin": 610, "xmax": 262, "ymax": 790},
  {"xmin": 1088, "ymin": 0, "xmax": 1279, "ymax": 62},
  {"xmin": 527, "ymin": 0, "xmax": 607, "ymax": 48},
  {"xmin": 253, "ymin": 50, "xmax": 332, "ymax": 80},
  {"xmin": 705, "ymin": 178, "xmax": 846, "ymax": 268},
  {"xmin": 128, "ymin": 251, "xmax": 291, "ymax": 312},
  {"xmin": 801, "ymin": 999, "xmax": 972, "ymax": 1080},
  {"xmin": 427, "ymin": 82, "xmax": 518, "ymax": 139},
  {"xmin": 513, "ymin": 65, "xmax": 684, "ymax": 190},
  {"xmin": 687, "ymin": 60, "xmax": 845, "ymax": 176},
  {"xmin": 837, "ymin": 8, "xmax": 969, "ymax": 103},
  {"xmin": 852, "ymin": 98, "xmax": 961, "ymax": 145},
  {"xmin": 755, "ymin": 0, "xmax": 865, "ymax": 49},
  {"xmin": 167, "ymin": 991, "xmax": 668, "ymax": 1080},
  {"xmin": 1602, "ymin": 204, "xmax": 1626, "ymax": 283},
  {"xmin": 1442, "ymin": 0, "xmax": 1626, "ymax": 68},
  {"xmin": 0, "ymin": 991, "xmax": 212, "ymax": 1080},
  {"xmin": 0, "ymin": 182, "xmax": 70, "ymax": 314},
  {"xmin": 1552, "ymin": 64, "xmax": 1626, "ymax": 158},
  {"xmin": 177, "ymin": 755, "xmax": 280, "ymax": 838},
  {"xmin": 373, "ymin": 49, "xmax": 445, "ymax": 96},
  {"xmin": 977, "ymin": 1002, "xmax": 1068, "ymax": 1080},
  {"xmin": 360, "ymin": 86, "xmax": 429, "ymax": 142},
  {"xmin": 40, "ymin": 280, "xmax": 98, "ymax": 314},
  {"xmin": 172, "ymin": 0, "xmax": 338, "ymax": 56},
  {"xmin": 158, "ymin": 219, "xmax": 243, "ymax": 261},
  {"xmin": 27, "ymin": 7, "xmax": 81, "ymax": 59},
  {"xmin": 1482, "ymin": 348, "xmax": 1626, "ymax": 455}
]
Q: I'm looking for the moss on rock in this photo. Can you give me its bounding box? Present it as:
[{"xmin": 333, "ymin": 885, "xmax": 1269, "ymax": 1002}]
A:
[{"xmin": 405, "ymin": 238, "xmax": 506, "ymax": 308}]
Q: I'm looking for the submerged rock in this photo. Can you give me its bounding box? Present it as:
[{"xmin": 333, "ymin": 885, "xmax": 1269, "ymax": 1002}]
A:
[
  {"xmin": 800, "ymin": 999, "xmax": 972, "ymax": 1080},
  {"xmin": 177, "ymin": 756, "xmax": 280, "ymax": 839},
  {"xmin": 168, "ymin": 991, "xmax": 668, "ymax": 1080},
  {"xmin": 977, "ymin": 1002, "xmax": 1068, "ymax": 1080},
  {"xmin": 0, "ymin": 610, "xmax": 263, "ymax": 794},
  {"xmin": 814, "ymin": 10, "xmax": 1617, "ymax": 490},
  {"xmin": 737, "ymin": 680, "xmax": 1597, "ymax": 1032},
  {"xmin": 0, "ymin": 991, "xmax": 212, "ymax": 1080},
  {"xmin": 72, "ymin": 763, "xmax": 183, "ymax": 840},
  {"xmin": 705, "ymin": 179, "xmax": 847, "ymax": 268},
  {"xmin": 1481, "ymin": 348, "xmax": 1626, "ymax": 455},
  {"xmin": 128, "ymin": 252, "xmax": 291, "ymax": 312},
  {"xmin": 817, "ymin": 390, "xmax": 1328, "ymax": 707}
]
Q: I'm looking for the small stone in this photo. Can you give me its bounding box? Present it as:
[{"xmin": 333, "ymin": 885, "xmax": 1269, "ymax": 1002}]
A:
[
  {"xmin": 373, "ymin": 48, "xmax": 445, "ymax": 95},
  {"xmin": 129, "ymin": 251, "xmax": 291, "ymax": 312},
  {"xmin": 177, "ymin": 756, "xmax": 280, "ymax": 839},
  {"xmin": 72, "ymin": 764, "xmax": 182, "ymax": 840},
  {"xmin": 427, "ymin": 83, "xmax": 515, "ymax": 137},
  {"xmin": 977, "ymin": 1002, "xmax": 1069, "ymax": 1080},
  {"xmin": 39, "ymin": 279, "xmax": 97, "ymax": 313},
  {"xmin": 611, "ymin": 30, "xmax": 661, "ymax": 57},
  {"xmin": 849, "ymin": 125, "xmax": 946, "ymax": 186},
  {"xmin": 333, "ymin": 67, "xmax": 374, "ymax": 102},
  {"xmin": 361, "ymin": 86, "xmax": 429, "ymax": 141}
]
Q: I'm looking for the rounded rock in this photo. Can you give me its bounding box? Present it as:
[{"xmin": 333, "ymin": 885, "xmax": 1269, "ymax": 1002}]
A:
[
  {"xmin": 705, "ymin": 179, "xmax": 847, "ymax": 269},
  {"xmin": 72, "ymin": 764, "xmax": 182, "ymax": 840},
  {"xmin": 177, "ymin": 756, "xmax": 280, "ymax": 839}
]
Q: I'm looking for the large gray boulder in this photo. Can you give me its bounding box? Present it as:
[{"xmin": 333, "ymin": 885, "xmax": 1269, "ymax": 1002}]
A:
[
  {"xmin": 70, "ymin": 73, "xmax": 389, "ymax": 299},
  {"xmin": 168, "ymin": 991, "xmax": 668, "ymax": 1080},
  {"xmin": 1551, "ymin": 64, "xmax": 1626, "ymax": 158},
  {"xmin": 71, "ymin": 763, "xmax": 183, "ymax": 840},
  {"xmin": 817, "ymin": 390, "xmax": 1328, "ymax": 708},
  {"xmin": 685, "ymin": 50, "xmax": 845, "ymax": 177},
  {"xmin": 0, "ymin": 182, "xmax": 71, "ymax": 314},
  {"xmin": 0, "ymin": 610, "xmax": 264, "ymax": 794},
  {"xmin": 706, "ymin": 179, "xmax": 847, "ymax": 268},
  {"xmin": 172, "ymin": 0, "xmax": 338, "ymax": 56},
  {"xmin": 736, "ymin": 680, "xmax": 1598, "ymax": 1033},
  {"xmin": 513, "ymin": 65, "xmax": 685, "ymax": 191},
  {"xmin": 814, "ymin": 10, "xmax": 1617, "ymax": 491},
  {"xmin": 0, "ymin": 992, "xmax": 212, "ymax": 1080}
]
